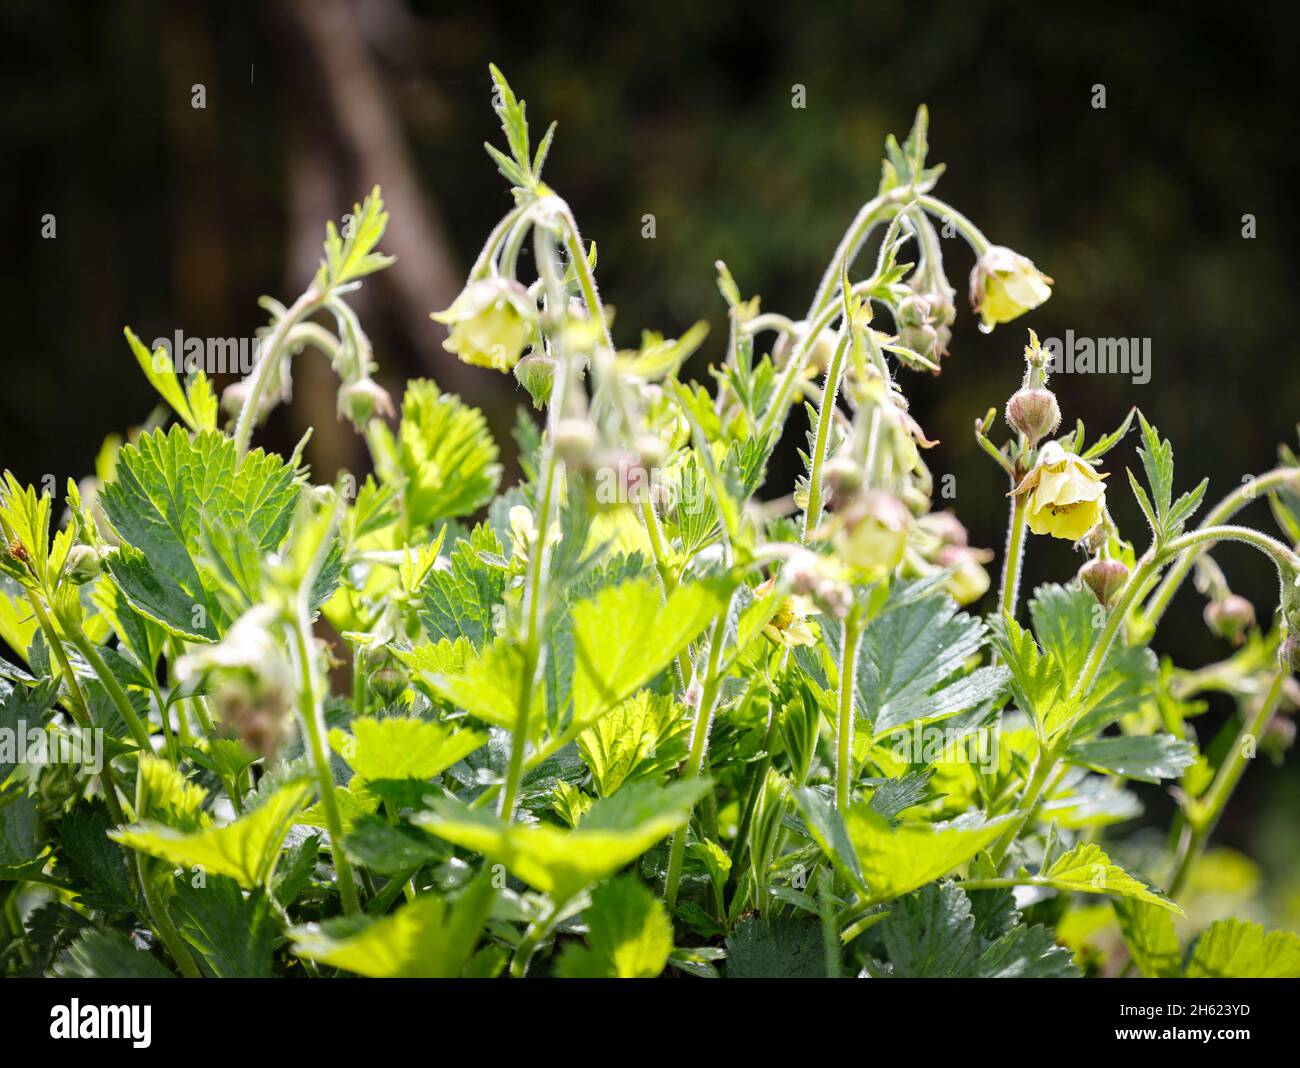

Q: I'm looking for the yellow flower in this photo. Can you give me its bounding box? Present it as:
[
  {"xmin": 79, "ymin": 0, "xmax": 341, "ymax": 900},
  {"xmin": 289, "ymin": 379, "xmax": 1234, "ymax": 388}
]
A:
[
  {"xmin": 1014, "ymin": 442, "xmax": 1108, "ymax": 541},
  {"xmin": 969, "ymin": 246, "xmax": 1053, "ymax": 330},
  {"xmin": 936, "ymin": 545, "xmax": 993, "ymax": 606},
  {"xmin": 753, "ymin": 577, "xmax": 818, "ymax": 649},
  {"xmin": 833, "ymin": 490, "xmax": 910, "ymax": 579},
  {"xmin": 431, "ymin": 278, "xmax": 536, "ymax": 372}
]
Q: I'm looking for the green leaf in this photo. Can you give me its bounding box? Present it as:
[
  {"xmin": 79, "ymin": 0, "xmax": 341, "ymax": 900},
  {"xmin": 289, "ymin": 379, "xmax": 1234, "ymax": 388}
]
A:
[
  {"xmin": 57, "ymin": 801, "xmax": 136, "ymax": 913},
  {"xmin": 0, "ymin": 791, "xmax": 48, "ymax": 881},
  {"xmin": 487, "ymin": 64, "xmax": 532, "ymax": 176},
  {"xmin": 571, "ymin": 577, "xmax": 727, "ymax": 729},
  {"xmin": 879, "ymin": 882, "xmax": 1076, "ymax": 978},
  {"xmin": 577, "ymin": 690, "xmax": 690, "ymax": 796},
  {"xmin": 414, "ymin": 636, "xmax": 541, "ymax": 736},
  {"xmin": 1067, "ymin": 734, "xmax": 1196, "ymax": 783},
  {"xmin": 725, "ymin": 915, "xmax": 825, "ymax": 978},
  {"xmin": 52, "ymin": 929, "xmax": 175, "ymax": 979},
  {"xmin": 99, "ymin": 427, "xmax": 300, "ymax": 640},
  {"xmin": 987, "ymin": 614, "xmax": 1064, "ymax": 733},
  {"xmin": 123, "ymin": 326, "xmax": 197, "ymax": 431},
  {"xmin": 291, "ymin": 874, "xmax": 495, "ymax": 978},
  {"xmin": 417, "ymin": 524, "xmax": 506, "ymax": 647},
  {"xmin": 111, "ymin": 781, "xmax": 310, "ymax": 890},
  {"xmin": 343, "ymin": 815, "xmax": 442, "ymax": 876},
  {"xmin": 316, "ymin": 186, "xmax": 394, "ymax": 290},
  {"xmin": 793, "ymin": 787, "xmax": 865, "ymax": 893},
  {"xmin": 330, "ymin": 715, "xmax": 486, "ymax": 784},
  {"xmin": 1113, "ymin": 898, "xmax": 1181, "ymax": 978},
  {"xmin": 390, "ymin": 380, "xmax": 502, "ymax": 527},
  {"xmin": 415, "ymin": 778, "xmax": 708, "ymax": 903},
  {"xmin": 1135, "ymin": 411, "xmax": 1174, "ymax": 523},
  {"xmin": 1038, "ymin": 843, "xmax": 1182, "ymax": 913},
  {"xmin": 1184, "ymin": 918, "xmax": 1300, "ymax": 978},
  {"xmin": 173, "ymin": 877, "xmax": 277, "ymax": 978},
  {"xmin": 856, "ymin": 593, "xmax": 1008, "ymax": 735},
  {"xmin": 821, "ymin": 805, "xmax": 1010, "ymax": 906},
  {"xmin": 554, "ymin": 875, "xmax": 673, "ymax": 978}
]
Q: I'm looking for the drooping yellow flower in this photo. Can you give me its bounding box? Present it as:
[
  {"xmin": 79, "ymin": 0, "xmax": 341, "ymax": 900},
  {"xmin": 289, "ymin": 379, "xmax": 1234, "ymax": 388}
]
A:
[
  {"xmin": 1014, "ymin": 442, "xmax": 1108, "ymax": 541},
  {"xmin": 969, "ymin": 246, "xmax": 1053, "ymax": 330},
  {"xmin": 833, "ymin": 490, "xmax": 910, "ymax": 579},
  {"xmin": 431, "ymin": 278, "xmax": 537, "ymax": 372}
]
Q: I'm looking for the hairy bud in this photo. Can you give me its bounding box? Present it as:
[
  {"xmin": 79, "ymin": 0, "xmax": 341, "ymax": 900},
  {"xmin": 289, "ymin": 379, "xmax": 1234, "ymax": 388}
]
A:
[
  {"xmin": 1005, "ymin": 387, "xmax": 1061, "ymax": 445},
  {"xmin": 1079, "ymin": 557, "xmax": 1130, "ymax": 608}
]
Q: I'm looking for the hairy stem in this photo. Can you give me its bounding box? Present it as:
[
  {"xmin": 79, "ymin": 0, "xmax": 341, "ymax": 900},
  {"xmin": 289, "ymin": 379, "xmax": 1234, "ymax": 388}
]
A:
[
  {"xmin": 801, "ymin": 328, "xmax": 852, "ymax": 542},
  {"xmin": 233, "ymin": 288, "xmax": 324, "ymax": 455},
  {"xmin": 664, "ymin": 612, "xmax": 729, "ymax": 907},
  {"xmin": 836, "ymin": 610, "xmax": 865, "ymax": 813},
  {"xmin": 1168, "ymin": 670, "xmax": 1288, "ymax": 898},
  {"xmin": 999, "ymin": 493, "xmax": 1029, "ymax": 619}
]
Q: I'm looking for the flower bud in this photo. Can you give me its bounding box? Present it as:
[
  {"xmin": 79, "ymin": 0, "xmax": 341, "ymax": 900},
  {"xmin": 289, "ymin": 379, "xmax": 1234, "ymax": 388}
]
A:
[
  {"xmin": 362, "ymin": 643, "xmax": 409, "ymax": 705},
  {"xmin": 1079, "ymin": 557, "xmax": 1130, "ymax": 608},
  {"xmin": 1282, "ymin": 632, "xmax": 1300, "ymax": 674},
  {"xmin": 513, "ymin": 353, "xmax": 554, "ymax": 409},
  {"xmin": 1005, "ymin": 387, "xmax": 1061, "ymax": 445},
  {"xmin": 936, "ymin": 545, "xmax": 992, "ymax": 606},
  {"xmin": 823, "ymin": 456, "xmax": 862, "ymax": 503},
  {"xmin": 1204, "ymin": 594, "xmax": 1256, "ymax": 645},
  {"xmin": 64, "ymin": 544, "xmax": 103, "ymax": 585},
  {"xmin": 918, "ymin": 510, "xmax": 969, "ymax": 548},
  {"xmin": 634, "ymin": 433, "xmax": 667, "ymax": 472},
  {"xmin": 338, "ymin": 378, "xmax": 395, "ymax": 427}
]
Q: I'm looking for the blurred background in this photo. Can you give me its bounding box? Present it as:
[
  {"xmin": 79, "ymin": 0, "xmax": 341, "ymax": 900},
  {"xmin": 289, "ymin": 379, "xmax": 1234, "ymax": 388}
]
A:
[{"xmin": 2, "ymin": 1, "xmax": 1298, "ymax": 930}]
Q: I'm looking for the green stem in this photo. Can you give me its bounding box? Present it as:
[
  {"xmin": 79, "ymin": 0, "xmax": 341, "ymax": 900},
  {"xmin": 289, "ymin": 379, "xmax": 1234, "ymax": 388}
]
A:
[
  {"xmin": 664, "ymin": 612, "xmax": 729, "ymax": 908},
  {"xmin": 916, "ymin": 194, "xmax": 992, "ymax": 255},
  {"xmin": 999, "ymin": 493, "xmax": 1029, "ymax": 619},
  {"xmin": 233, "ymin": 287, "xmax": 324, "ymax": 455},
  {"xmin": 64, "ymin": 627, "xmax": 152, "ymax": 751},
  {"xmin": 136, "ymin": 856, "xmax": 202, "ymax": 978},
  {"xmin": 510, "ymin": 900, "xmax": 561, "ymax": 978},
  {"xmin": 988, "ymin": 743, "xmax": 1058, "ymax": 867},
  {"xmin": 1168, "ymin": 670, "xmax": 1287, "ymax": 898},
  {"xmin": 25, "ymin": 593, "xmax": 125, "ymax": 823},
  {"xmin": 1136, "ymin": 469, "xmax": 1300, "ymax": 636},
  {"xmin": 836, "ymin": 610, "xmax": 866, "ymax": 813},
  {"xmin": 801, "ymin": 329, "xmax": 852, "ymax": 542}
]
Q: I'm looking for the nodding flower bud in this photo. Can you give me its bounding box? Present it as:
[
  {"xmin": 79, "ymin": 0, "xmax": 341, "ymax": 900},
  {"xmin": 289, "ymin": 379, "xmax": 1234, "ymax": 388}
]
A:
[
  {"xmin": 338, "ymin": 377, "xmax": 395, "ymax": 427},
  {"xmin": 1204, "ymin": 594, "xmax": 1256, "ymax": 646},
  {"xmin": 551, "ymin": 418, "xmax": 598, "ymax": 468},
  {"xmin": 1005, "ymin": 387, "xmax": 1061, "ymax": 445},
  {"xmin": 834, "ymin": 490, "xmax": 910, "ymax": 579},
  {"xmin": 823, "ymin": 456, "xmax": 862, "ymax": 501},
  {"xmin": 969, "ymin": 246, "xmax": 1053, "ymax": 331},
  {"xmin": 1079, "ymin": 557, "xmax": 1130, "ymax": 608},
  {"xmin": 1281, "ymin": 632, "xmax": 1300, "ymax": 673},
  {"xmin": 513, "ymin": 353, "xmax": 555, "ymax": 409},
  {"xmin": 64, "ymin": 543, "xmax": 103, "ymax": 584}
]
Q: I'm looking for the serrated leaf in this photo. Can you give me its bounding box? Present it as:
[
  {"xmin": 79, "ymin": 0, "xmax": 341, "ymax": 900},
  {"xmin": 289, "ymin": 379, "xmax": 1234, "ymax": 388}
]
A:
[
  {"xmin": 415, "ymin": 778, "xmax": 708, "ymax": 903},
  {"xmin": 857, "ymin": 593, "xmax": 1008, "ymax": 735},
  {"xmin": 52, "ymin": 929, "xmax": 175, "ymax": 979},
  {"xmin": 880, "ymin": 881, "xmax": 1076, "ymax": 978},
  {"xmin": 1183, "ymin": 918, "xmax": 1300, "ymax": 978},
  {"xmin": 987, "ymin": 614, "xmax": 1064, "ymax": 732},
  {"xmin": 417, "ymin": 524, "xmax": 506, "ymax": 647},
  {"xmin": 56, "ymin": 800, "xmax": 135, "ymax": 913},
  {"xmin": 343, "ymin": 815, "xmax": 442, "ymax": 876},
  {"xmin": 317, "ymin": 186, "xmax": 394, "ymax": 290},
  {"xmin": 99, "ymin": 427, "xmax": 300, "ymax": 640},
  {"xmin": 291, "ymin": 874, "xmax": 495, "ymax": 978},
  {"xmin": 725, "ymin": 914, "xmax": 825, "ymax": 978},
  {"xmin": 124, "ymin": 326, "xmax": 197, "ymax": 431},
  {"xmin": 111, "ymin": 781, "xmax": 310, "ymax": 890},
  {"xmin": 1113, "ymin": 898, "xmax": 1181, "ymax": 978},
  {"xmin": 1067, "ymin": 734, "xmax": 1196, "ymax": 783},
  {"xmin": 330, "ymin": 715, "xmax": 486, "ymax": 784},
  {"xmin": 577, "ymin": 690, "xmax": 690, "ymax": 796},
  {"xmin": 173, "ymin": 876, "xmax": 277, "ymax": 978},
  {"xmin": 571, "ymin": 577, "xmax": 728, "ymax": 730},
  {"xmin": 555, "ymin": 875, "xmax": 673, "ymax": 978},
  {"xmin": 1039, "ymin": 843, "xmax": 1181, "ymax": 913},
  {"xmin": 392, "ymin": 380, "xmax": 501, "ymax": 527}
]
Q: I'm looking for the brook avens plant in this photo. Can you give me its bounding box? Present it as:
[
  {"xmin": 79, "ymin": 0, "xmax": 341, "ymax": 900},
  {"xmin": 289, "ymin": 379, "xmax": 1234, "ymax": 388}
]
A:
[{"xmin": 3, "ymin": 67, "xmax": 1299, "ymax": 979}]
